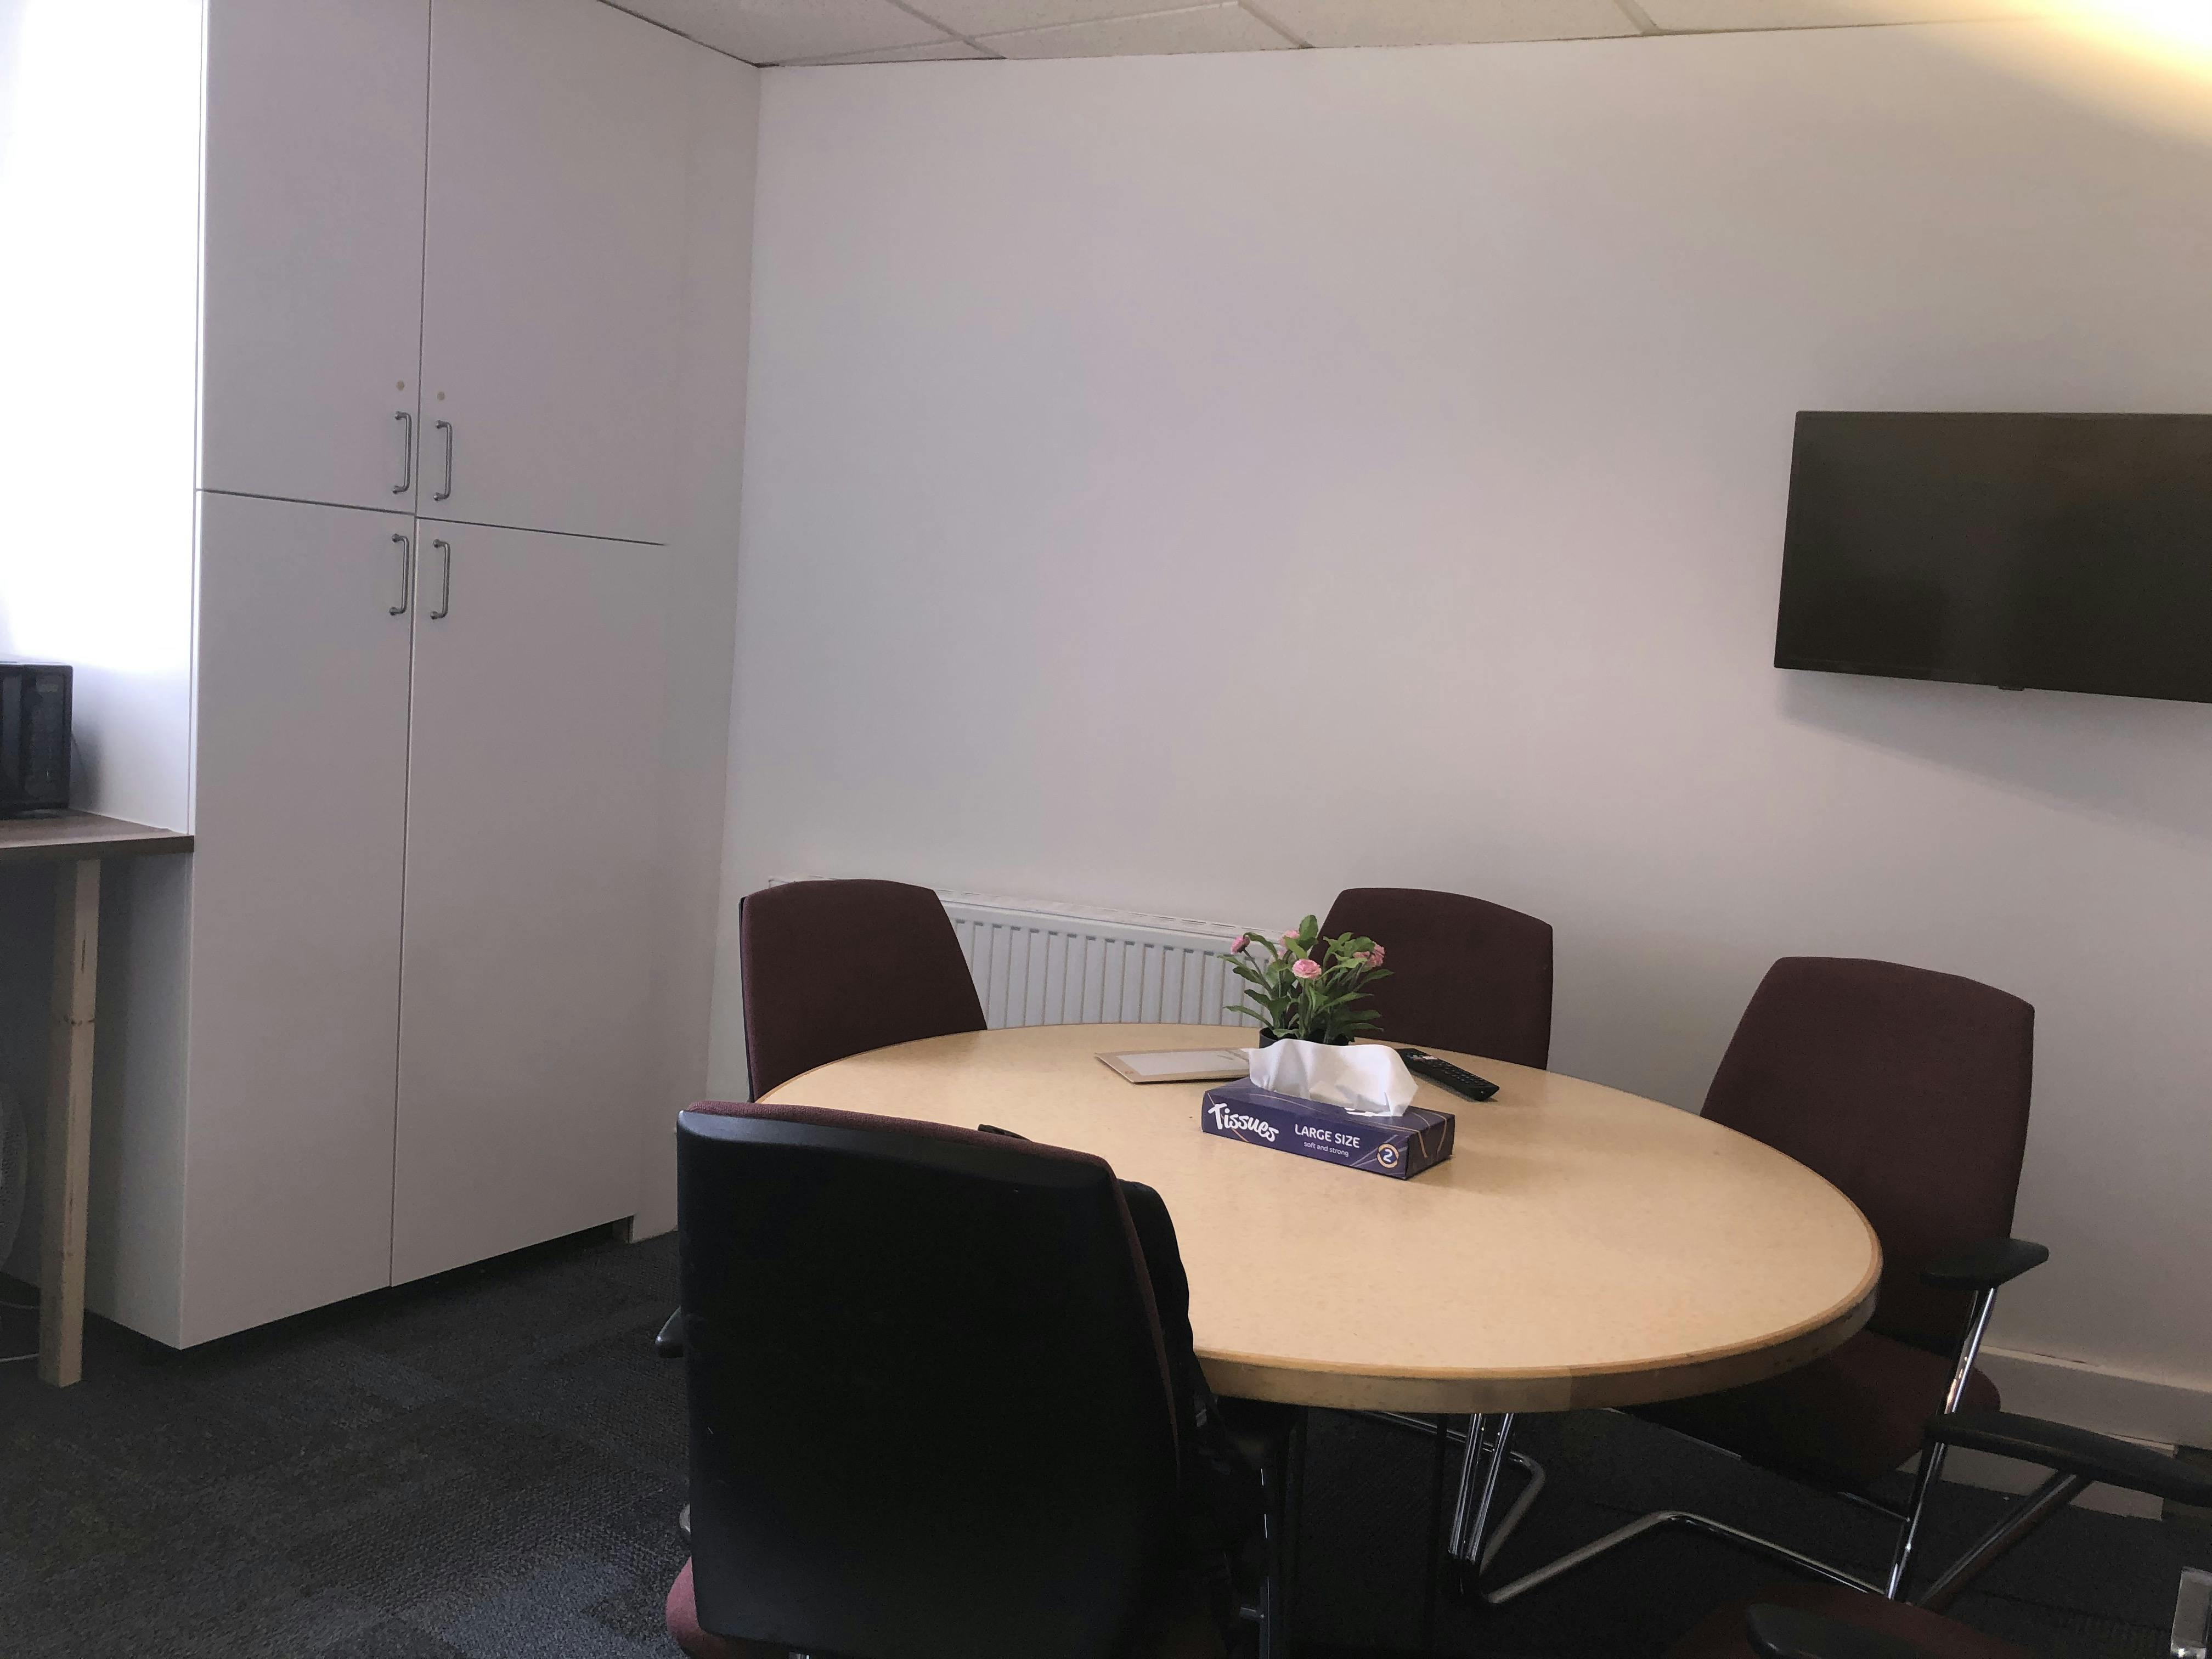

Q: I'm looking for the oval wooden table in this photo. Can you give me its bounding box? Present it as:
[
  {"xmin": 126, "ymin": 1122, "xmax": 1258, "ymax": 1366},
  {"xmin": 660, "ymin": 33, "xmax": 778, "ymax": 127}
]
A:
[
  {"xmin": 763, "ymin": 1022, "xmax": 1880, "ymax": 1414},
  {"xmin": 760, "ymin": 1022, "xmax": 1881, "ymax": 1624}
]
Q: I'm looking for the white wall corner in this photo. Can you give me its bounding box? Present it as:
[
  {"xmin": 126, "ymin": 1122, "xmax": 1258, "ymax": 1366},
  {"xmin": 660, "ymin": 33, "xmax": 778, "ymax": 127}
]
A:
[{"xmin": 633, "ymin": 37, "xmax": 763, "ymax": 1241}]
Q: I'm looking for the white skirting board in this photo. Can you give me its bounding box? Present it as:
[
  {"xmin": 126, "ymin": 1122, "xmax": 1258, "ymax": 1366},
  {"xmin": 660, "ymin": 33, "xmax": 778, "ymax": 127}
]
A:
[
  {"xmin": 1928, "ymin": 1443, "xmax": 2165, "ymax": 1520},
  {"xmin": 1939, "ymin": 1344, "xmax": 2210, "ymax": 1517},
  {"xmin": 1982, "ymin": 1344, "xmax": 2212, "ymax": 1448}
]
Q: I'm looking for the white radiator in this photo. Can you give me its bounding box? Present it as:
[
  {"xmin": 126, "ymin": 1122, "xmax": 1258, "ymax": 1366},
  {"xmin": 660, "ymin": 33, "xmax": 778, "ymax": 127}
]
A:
[{"xmin": 938, "ymin": 891, "xmax": 1257, "ymax": 1032}]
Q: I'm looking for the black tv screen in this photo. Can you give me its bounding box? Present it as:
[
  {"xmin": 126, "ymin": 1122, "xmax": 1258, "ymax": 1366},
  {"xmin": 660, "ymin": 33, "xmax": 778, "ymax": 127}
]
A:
[{"xmin": 1775, "ymin": 412, "xmax": 2212, "ymax": 706}]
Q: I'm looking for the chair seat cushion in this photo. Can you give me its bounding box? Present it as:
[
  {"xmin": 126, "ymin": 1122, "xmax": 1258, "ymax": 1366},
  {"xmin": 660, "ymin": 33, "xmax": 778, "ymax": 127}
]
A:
[
  {"xmin": 1633, "ymin": 1328, "xmax": 2001, "ymax": 1491},
  {"xmin": 1667, "ymin": 1582, "xmax": 2033, "ymax": 1659},
  {"xmin": 666, "ymin": 1561, "xmax": 783, "ymax": 1659},
  {"xmin": 666, "ymin": 1558, "xmax": 1224, "ymax": 1659}
]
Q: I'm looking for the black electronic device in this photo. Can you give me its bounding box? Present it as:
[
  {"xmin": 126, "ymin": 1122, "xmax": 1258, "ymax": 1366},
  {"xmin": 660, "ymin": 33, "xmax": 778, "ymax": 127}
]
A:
[
  {"xmin": 1395, "ymin": 1047, "xmax": 1499, "ymax": 1102},
  {"xmin": 1775, "ymin": 411, "xmax": 2212, "ymax": 706},
  {"xmin": 0, "ymin": 662, "xmax": 71, "ymax": 817}
]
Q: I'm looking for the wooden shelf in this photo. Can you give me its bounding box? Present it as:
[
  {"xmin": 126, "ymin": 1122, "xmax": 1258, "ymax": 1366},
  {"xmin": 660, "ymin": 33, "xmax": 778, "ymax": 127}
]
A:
[{"xmin": 0, "ymin": 812, "xmax": 194, "ymax": 869}]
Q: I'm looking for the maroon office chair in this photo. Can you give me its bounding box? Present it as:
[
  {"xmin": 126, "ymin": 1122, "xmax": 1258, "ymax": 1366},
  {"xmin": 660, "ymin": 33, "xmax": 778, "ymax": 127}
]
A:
[
  {"xmin": 1456, "ymin": 957, "xmax": 2047, "ymax": 1608},
  {"xmin": 1670, "ymin": 1409, "xmax": 2212, "ymax": 1659},
  {"xmin": 1318, "ymin": 887, "xmax": 1554, "ymax": 1068},
  {"xmin": 738, "ymin": 879, "xmax": 986, "ymax": 1099},
  {"xmin": 660, "ymin": 1101, "xmax": 1276, "ymax": 1659},
  {"xmin": 1317, "ymin": 887, "xmax": 1556, "ymax": 1556}
]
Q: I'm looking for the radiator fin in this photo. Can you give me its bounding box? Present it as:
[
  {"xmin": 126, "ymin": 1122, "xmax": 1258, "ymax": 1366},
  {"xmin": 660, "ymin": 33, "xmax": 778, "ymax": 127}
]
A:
[{"xmin": 939, "ymin": 893, "xmax": 1256, "ymax": 1032}]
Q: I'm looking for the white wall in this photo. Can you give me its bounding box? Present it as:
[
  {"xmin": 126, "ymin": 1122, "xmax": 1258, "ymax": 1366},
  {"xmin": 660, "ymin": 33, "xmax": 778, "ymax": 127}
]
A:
[
  {"xmin": 0, "ymin": 0, "xmax": 203, "ymax": 1301},
  {"xmin": 720, "ymin": 22, "xmax": 2212, "ymax": 1435},
  {"xmin": 0, "ymin": 0, "xmax": 203, "ymax": 832},
  {"xmin": 631, "ymin": 40, "xmax": 759, "ymax": 1242}
]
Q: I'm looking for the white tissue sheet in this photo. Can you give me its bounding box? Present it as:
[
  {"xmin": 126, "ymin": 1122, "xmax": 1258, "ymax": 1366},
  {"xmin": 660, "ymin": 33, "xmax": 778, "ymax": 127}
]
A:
[{"xmin": 1244, "ymin": 1040, "xmax": 1418, "ymax": 1118}]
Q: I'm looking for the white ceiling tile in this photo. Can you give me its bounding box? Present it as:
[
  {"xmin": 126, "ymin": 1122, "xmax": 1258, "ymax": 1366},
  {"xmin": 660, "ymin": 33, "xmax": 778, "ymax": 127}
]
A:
[
  {"xmin": 608, "ymin": 0, "xmax": 953, "ymax": 64},
  {"xmin": 1256, "ymin": 0, "xmax": 1638, "ymax": 44},
  {"xmin": 792, "ymin": 38, "xmax": 997, "ymax": 61},
  {"xmin": 982, "ymin": 3, "xmax": 1295, "ymax": 57},
  {"xmin": 909, "ymin": 0, "xmax": 1187, "ymax": 33},
  {"xmin": 1637, "ymin": 0, "xmax": 2052, "ymax": 24}
]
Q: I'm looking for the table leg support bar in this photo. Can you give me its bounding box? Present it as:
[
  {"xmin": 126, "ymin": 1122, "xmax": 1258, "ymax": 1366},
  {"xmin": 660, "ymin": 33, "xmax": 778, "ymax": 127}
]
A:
[
  {"xmin": 38, "ymin": 859, "xmax": 99, "ymax": 1389},
  {"xmin": 1441, "ymin": 1413, "xmax": 1548, "ymax": 1573},
  {"xmin": 1364, "ymin": 1408, "xmax": 1550, "ymax": 1573},
  {"xmin": 1248, "ymin": 1408, "xmax": 1307, "ymax": 1659}
]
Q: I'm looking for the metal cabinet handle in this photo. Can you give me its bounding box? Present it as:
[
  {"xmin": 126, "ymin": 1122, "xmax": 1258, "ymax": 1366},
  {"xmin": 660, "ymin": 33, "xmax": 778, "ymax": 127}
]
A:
[
  {"xmin": 429, "ymin": 538, "xmax": 453, "ymax": 619},
  {"xmin": 392, "ymin": 410, "xmax": 414, "ymax": 495},
  {"xmin": 389, "ymin": 532, "xmax": 413, "ymax": 616},
  {"xmin": 433, "ymin": 419, "xmax": 454, "ymax": 501}
]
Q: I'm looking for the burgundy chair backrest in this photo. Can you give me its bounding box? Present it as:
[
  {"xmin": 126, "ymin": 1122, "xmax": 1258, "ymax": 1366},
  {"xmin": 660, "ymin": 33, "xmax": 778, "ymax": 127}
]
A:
[
  {"xmin": 1703, "ymin": 957, "xmax": 2034, "ymax": 1353},
  {"xmin": 1319, "ymin": 886, "xmax": 1555, "ymax": 1068},
  {"xmin": 740, "ymin": 878, "xmax": 986, "ymax": 1099},
  {"xmin": 676, "ymin": 1101, "xmax": 1181, "ymax": 1659}
]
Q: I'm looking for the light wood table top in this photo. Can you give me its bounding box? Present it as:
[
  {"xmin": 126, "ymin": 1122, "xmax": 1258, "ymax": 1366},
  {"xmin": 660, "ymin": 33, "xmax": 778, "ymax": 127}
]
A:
[
  {"xmin": 0, "ymin": 811, "xmax": 193, "ymax": 868},
  {"xmin": 763, "ymin": 1023, "xmax": 1880, "ymax": 1414}
]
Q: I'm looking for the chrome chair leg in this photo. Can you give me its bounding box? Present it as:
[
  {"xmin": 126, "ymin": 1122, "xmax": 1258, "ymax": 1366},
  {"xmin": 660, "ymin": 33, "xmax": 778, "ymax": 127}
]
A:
[
  {"xmin": 2174, "ymin": 1567, "xmax": 2212, "ymax": 1659},
  {"xmin": 1913, "ymin": 1470, "xmax": 2084, "ymax": 1612},
  {"xmin": 1462, "ymin": 1282, "xmax": 2016, "ymax": 1609},
  {"xmin": 1446, "ymin": 1410, "xmax": 1900, "ymax": 1608},
  {"xmin": 1475, "ymin": 1509, "xmax": 1887, "ymax": 1606}
]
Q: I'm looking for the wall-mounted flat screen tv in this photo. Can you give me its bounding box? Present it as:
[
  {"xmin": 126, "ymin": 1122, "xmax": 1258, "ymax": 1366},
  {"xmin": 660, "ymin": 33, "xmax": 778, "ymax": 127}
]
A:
[{"xmin": 1775, "ymin": 412, "xmax": 2212, "ymax": 706}]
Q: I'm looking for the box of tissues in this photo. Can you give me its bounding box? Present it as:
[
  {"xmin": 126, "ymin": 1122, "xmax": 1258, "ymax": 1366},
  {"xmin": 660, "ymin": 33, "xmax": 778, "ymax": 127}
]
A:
[{"xmin": 1199, "ymin": 1077, "xmax": 1455, "ymax": 1180}]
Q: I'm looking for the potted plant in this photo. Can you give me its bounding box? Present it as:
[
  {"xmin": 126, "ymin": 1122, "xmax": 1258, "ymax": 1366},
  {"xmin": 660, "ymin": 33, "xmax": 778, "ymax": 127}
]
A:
[{"xmin": 1226, "ymin": 915, "xmax": 1389, "ymax": 1045}]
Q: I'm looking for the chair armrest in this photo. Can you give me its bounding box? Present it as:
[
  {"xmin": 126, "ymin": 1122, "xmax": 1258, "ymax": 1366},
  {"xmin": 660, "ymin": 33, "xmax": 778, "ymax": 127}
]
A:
[
  {"xmin": 1929, "ymin": 1409, "xmax": 2212, "ymax": 1508},
  {"xmin": 1918, "ymin": 1237, "xmax": 2048, "ymax": 1291},
  {"xmin": 656, "ymin": 1308, "xmax": 685, "ymax": 1359},
  {"xmin": 1746, "ymin": 1603, "xmax": 1932, "ymax": 1659}
]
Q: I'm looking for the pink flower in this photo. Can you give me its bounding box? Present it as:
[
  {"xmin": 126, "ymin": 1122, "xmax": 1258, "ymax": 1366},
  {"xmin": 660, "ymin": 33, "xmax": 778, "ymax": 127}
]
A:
[
  {"xmin": 1280, "ymin": 931, "xmax": 1296, "ymax": 946},
  {"xmin": 1365, "ymin": 945, "xmax": 1386, "ymax": 968},
  {"xmin": 1229, "ymin": 933, "xmax": 1249, "ymax": 952},
  {"xmin": 1291, "ymin": 957, "xmax": 1321, "ymax": 980}
]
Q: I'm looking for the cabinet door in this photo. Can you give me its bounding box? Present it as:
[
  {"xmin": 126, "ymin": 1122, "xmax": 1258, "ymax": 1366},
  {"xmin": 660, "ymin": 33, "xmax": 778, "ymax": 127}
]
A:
[
  {"xmin": 392, "ymin": 524, "xmax": 669, "ymax": 1283},
  {"xmin": 185, "ymin": 493, "xmax": 415, "ymax": 1340},
  {"xmin": 417, "ymin": 0, "xmax": 687, "ymax": 544},
  {"xmin": 201, "ymin": 0, "xmax": 431, "ymax": 512}
]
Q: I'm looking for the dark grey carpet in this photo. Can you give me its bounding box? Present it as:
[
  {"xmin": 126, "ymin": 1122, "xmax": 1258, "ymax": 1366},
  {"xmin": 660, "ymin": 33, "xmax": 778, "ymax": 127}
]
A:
[
  {"xmin": 3, "ymin": 1229, "xmax": 2202, "ymax": 1657},
  {"xmin": 1294, "ymin": 1409, "xmax": 2209, "ymax": 1657}
]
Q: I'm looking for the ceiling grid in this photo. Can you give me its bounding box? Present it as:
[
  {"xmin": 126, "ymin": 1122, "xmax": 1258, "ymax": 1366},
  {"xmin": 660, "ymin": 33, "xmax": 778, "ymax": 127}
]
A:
[{"xmin": 607, "ymin": 0, "xmax": 2051, "ymax": 65}]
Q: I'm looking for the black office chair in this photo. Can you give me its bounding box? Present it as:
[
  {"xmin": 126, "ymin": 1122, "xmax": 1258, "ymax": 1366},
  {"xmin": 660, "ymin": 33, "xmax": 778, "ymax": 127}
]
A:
[
  {"xmin": 661, "ymin": 1100, "xmax": 1275, "ymax": 1659},
  {"xmin": 1667, "ymin": 1408, "xmax": 2212, "ymax": 1659}
]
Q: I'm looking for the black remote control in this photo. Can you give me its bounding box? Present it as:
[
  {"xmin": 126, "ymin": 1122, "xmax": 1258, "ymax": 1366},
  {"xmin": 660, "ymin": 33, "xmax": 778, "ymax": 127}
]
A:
[{"xmin": 1396, "ymin": 1047, "xmax": 1499, "ymax": 1101}]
